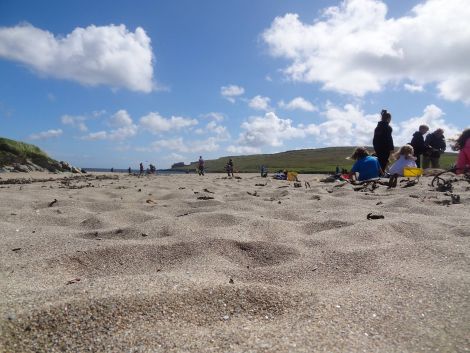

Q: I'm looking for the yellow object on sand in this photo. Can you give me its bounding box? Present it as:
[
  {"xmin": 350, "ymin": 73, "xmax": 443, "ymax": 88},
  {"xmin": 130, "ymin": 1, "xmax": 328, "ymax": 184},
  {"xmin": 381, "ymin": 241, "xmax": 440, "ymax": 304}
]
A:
[
  {"xmin": 403, "ymin": 167, "xmax": 423, "ymax": 177},
  {"xmin": 287, "ymin": 171, "xmax": 298, "ymax": 181}
]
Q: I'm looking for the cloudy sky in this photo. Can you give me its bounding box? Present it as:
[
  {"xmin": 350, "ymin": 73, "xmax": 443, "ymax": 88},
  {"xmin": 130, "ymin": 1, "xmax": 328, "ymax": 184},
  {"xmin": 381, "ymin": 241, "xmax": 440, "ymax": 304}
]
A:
[{"xmin": 1, "ymin": 0, "xmax": 469, "ymax": 168}]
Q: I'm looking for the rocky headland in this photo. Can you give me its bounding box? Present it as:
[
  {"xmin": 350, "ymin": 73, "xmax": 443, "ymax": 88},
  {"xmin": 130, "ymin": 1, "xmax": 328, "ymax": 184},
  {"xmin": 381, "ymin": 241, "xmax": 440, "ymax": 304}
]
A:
[{"xmin": 0, "ymin": 137, "xmax": 82, "ymax": 174}]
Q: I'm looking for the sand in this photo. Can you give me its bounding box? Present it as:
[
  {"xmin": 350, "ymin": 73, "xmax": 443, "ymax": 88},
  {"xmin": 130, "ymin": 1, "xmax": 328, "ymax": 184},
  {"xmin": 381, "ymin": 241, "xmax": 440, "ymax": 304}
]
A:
[{"xmin": 0, "ymin": 171, "xmax": 469, "ymax": 352}]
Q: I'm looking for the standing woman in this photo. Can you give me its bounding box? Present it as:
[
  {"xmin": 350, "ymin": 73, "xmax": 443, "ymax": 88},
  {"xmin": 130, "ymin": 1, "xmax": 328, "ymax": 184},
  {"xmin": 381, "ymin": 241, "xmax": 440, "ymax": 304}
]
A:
[
  {"xmin": 373, "ymin": 109, "xmax": 395, "ymax": 172},
  {"xmin": 453, "ymin": 128, "xmax": 470, "ymax": 174}
]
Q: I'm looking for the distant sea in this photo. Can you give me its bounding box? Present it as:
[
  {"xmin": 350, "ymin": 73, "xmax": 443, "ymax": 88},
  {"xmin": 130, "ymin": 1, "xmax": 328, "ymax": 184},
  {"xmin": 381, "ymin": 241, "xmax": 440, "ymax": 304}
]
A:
[{"xmin": 84, "ymin": 168, "xmax": 190, "ymax": 174}]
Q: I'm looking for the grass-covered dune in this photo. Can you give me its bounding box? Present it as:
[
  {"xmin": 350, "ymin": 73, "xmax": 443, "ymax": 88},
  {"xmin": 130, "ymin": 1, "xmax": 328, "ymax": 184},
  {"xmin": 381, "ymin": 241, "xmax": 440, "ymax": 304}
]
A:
[
  {"xmin": 0, "ymin": 137, "xmax": 61, "ymax": 171},
  {"xmin": 172, "ymin": 147, "xmax": 458, "ymax": 173}
]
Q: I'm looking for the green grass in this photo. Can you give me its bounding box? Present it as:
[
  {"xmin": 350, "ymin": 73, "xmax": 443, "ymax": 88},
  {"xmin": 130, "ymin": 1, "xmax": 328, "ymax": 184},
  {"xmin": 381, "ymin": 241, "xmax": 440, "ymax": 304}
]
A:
[
  {"xmin": 172, "ymin": 147, "xmax": 459, "ymax": 173},
  {"xmin": 0, "ymin": 137, "xmax": 59, "ymax": 169}
]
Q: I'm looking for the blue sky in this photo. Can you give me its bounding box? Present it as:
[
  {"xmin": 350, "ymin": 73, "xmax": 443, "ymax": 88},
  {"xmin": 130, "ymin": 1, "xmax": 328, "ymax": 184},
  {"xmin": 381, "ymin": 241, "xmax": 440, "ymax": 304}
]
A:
[{"xmin": 1, "ymin": 0, "xmax": 469, "ymax": 168}]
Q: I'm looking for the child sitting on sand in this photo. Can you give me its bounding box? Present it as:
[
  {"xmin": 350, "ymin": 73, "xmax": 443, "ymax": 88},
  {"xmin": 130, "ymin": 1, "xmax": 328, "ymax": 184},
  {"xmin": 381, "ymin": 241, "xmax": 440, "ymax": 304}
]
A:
[
  {"xmin": 388, "ymin": 145, "xmax": 417, "ymax": 176},
  {"xmin": 348, "ymin": 147, "xmax": 382, "ymax": 182},
  {"xmin": 454, "ymin": 128, "xmax": 470, "ymax": 174}
]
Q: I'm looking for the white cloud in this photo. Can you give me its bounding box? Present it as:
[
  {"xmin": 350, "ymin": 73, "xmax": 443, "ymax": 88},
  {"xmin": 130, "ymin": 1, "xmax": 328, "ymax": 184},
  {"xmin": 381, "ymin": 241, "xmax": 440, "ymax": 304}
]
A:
[
  {"xmin": 221, "ymin": 85, "xmax": 245, "ymax": 103},
  {"xmin": 79, "ymin": 109, "xmax": 137, "ymax": 141},
  {"xmin": 107, "ymin": 125, "xmax": 137, "ymax": 140},
  {"xmin": 113, "ymin": 144, "xmax": 131, "ymax": 152},
  {"xmin": 92, "ymin": 110, "xmax": 107, "ymax": 117},
  {"xmin": 278, "ymin": 97, "xmax": 317, "ymax": 112},
  {"xmin": 226, "ymin": 145, "xmax": 261, "ymax": 155},
  {"xmin": 150, "ymin": 137, "xmax": 219, "ymax": 153},
  {"xmin": 82, "ymin": 131, "xmax": 108, "ymax": 141},
  {"xmin": 140, "ymin": 112, "xmax": 198, "ymax": 133},
  {"xmin": 262, "ymin": 0, "xmax": 470, "ymax": 103},
  {"xmin": 230, "ymin": 103, "xmax": 462, "ymax": 153},
  {"xmin": 201, "ymin": 112, "xmax": 225, "ymax": 122},
  {"xmin": 404, "ymin": 83, "xmax": 424, "ymax": 93},
  {"xmin": 297, "ymin": 102, "xmax": 462, "ymax": 148},
  {"xmin": 234, "ymin": 112, "xmax": 306, "ymax": 149},
  {"xmin": 206, "ymin": 121, "xmax": 230, "ymax": 140},
  {"xmin": 0, "ymin": 23, "xmax": 154, "ymax": 92},
  {"xmin": 168, "ymin": 153, "xmax": 185, "ymax": 161},
  {"xmin": 29, "ymin": 128, "xmax": 63, "ymax": 140},
  {"xmin": 248, "ymin": 95, "xmax": 271, "ymax": 111},
  {"xmin": 109, "ymin": 109, "xmax": 133, "ymax": 127},
  {"xmin": 198, "ymin": 114, "xmax": 230, "ymax": 140},
  {"xmin": 394, "ymin": 104, "xmax": 462, "ymax": 145},
  {"xmin": 308, "ymin": 103, "xmax": 379, "ymax": 146},
  {"xmin": 61, "ymin": 114, "xmax": 88, "ymax": 132}
]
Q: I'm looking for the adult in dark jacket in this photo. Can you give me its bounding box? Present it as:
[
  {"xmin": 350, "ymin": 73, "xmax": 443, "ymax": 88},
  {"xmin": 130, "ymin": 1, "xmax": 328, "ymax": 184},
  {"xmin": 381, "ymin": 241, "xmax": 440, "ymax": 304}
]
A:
[
  {"xmin": 423, "ymin": 128, "xmax": 446, "ymax": 169},
  {"xmin": 409, "ymin": 124, "xmax": 429, "ymax": 168},
  {"xmin": 373, "ymin": 109, "xmax": 394, "ymax": 172}
]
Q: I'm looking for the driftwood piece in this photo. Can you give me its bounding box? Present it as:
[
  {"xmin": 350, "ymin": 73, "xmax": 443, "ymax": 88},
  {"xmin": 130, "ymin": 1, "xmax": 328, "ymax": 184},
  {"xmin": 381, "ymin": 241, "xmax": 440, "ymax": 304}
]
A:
[
  {"xmin": 367, "ymin": 213, "xmax": 384, "ymax": 220},
  {"xmin": 197, "ymin": 196, "xmax": 214, "ymax": 200}
]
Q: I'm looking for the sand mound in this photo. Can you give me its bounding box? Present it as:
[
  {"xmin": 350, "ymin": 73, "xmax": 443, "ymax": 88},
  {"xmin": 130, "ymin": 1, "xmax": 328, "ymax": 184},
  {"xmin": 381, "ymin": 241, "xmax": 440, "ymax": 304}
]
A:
[
  {"xmin": 1, "ymin": 285, "xmax": 297, "ymax": 353},
  {"xmin": 1, "ymin": 172, "xmax": 469, "ymax": 352}
]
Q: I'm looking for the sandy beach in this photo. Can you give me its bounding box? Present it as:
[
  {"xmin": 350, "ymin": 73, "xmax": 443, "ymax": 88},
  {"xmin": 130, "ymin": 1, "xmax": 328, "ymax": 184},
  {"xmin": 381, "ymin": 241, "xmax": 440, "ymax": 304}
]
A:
[{"xmin": 0, "ymin": 171, "xmax": 469, "ymax": 352}]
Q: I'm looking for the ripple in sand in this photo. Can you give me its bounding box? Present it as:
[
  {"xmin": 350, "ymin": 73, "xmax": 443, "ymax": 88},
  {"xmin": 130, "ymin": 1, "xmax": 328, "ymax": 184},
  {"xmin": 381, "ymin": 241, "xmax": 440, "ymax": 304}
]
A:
[
  {"xmin": 104, "ymin": 209, "xmax": 156, "ymax": 224},
  {"xmin": 301, "ymin": 220, "xmax": 352, "ymax": 234},
  {"xmin": 452, "ymin": 226, "xmax": 470, "ymax": 237},
  {"xmin": 63, "ymin": 242, "xmax": 200, "ymax": 276},
  {"xmin": 158, "ymin": 192, "xmax": 185, "ymax": 200},
  {"xmin": 78, "ymin": 227, "xmax": 142, "ymax": 240},
  {"xmin": 211, "ymin": 239, "xmax": 300, "ymax": 267},
  {"xmin": 185, "ymin": 200, "xmax": 223, "ymax": 208},
  {"xmin": 79, "ymin": 215, "xmax": 106, "ymax": 229},
  {"xmin": 320, "ymin": 250, "xmax": 378, "ymax": 282},
  {"xmin": 389, "ymin": 222, "xmax": 445, "ymax": 241},
  {"xmin": 191, "ymin": 213, "xmax": 240, "ymax": 227},
  {"xmin": 1, "ymin": 286, "xmax": 297, "ymax": 353},
  {"xmin": 81, "ymin": 201, "xmax": 124, "ymax": 213}
]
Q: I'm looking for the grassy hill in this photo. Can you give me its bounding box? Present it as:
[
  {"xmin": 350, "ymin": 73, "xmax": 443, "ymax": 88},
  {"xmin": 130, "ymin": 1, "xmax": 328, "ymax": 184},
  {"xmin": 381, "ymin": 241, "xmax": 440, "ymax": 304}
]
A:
[
  {"xmin": 0, "ymin": 137, "xmax": 60, "ymax": 170},
  {"xmin": 172, "ymin": 147, "xmax": 459, "ymax": 173}
]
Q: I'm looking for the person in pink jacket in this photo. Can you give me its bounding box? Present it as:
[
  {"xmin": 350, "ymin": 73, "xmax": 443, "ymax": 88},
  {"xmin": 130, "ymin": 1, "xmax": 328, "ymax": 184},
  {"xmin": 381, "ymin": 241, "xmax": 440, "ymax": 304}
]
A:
[{"xmin": 455, "ymin": 128, "xmax": 470, "ymax": 174}]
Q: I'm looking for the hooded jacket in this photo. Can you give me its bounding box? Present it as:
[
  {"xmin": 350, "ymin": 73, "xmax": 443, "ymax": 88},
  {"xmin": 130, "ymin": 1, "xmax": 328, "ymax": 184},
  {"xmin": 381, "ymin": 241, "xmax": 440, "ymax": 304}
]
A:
[
  {"xmin": 424, "ymin": 132, "xmax": 446, "ymax": 157},
  {"xmin": 373, "ymin": 121, "xmax": 394, "ymax": 153},
  {"xmin": 410, "ymin": 131, "xmax": 426, "ymax": 155}
]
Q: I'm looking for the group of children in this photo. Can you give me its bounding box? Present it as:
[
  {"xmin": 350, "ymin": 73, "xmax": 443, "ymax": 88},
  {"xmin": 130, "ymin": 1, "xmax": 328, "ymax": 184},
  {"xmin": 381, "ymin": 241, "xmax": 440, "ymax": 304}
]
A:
[{"xmin": 349, "ymin": 128, "xmax": 470, "ymax": 182}]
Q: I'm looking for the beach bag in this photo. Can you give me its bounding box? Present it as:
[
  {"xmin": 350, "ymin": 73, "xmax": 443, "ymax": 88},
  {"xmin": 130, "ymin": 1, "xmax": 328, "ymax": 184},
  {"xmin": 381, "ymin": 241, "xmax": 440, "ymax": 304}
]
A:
[{"xmin": 287, "ymin": 171, "xmax": 298, "ymax": 181}]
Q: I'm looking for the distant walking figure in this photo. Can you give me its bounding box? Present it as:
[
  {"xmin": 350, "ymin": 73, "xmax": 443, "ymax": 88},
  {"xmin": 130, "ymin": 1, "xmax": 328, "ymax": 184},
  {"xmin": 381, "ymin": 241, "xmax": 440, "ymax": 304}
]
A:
[
  {"xmin": 260, "ymin": 165, "xmax": 268, "ymax": 177},
  {"xmin": 423, "ymin": 128, "xmax": 446, "ymax": 169},
  {"xmin": 128, "ymin": 167, "xmax": 132, "ymax": 174},
  {"xmin": 139, "ymin": 162, "xmax": 144, "ymax": 174},
  {"xmin": 373, "ymin": 109, "xmax": 394, "ymax": 172},
  {"xmin": 409, "ymin": 125, "xmax": 429, "ymax": 168},
  {"xmin": 198, "ymin": 156, "xmax": 205, "ymax": 176},
  {"xmin": 226, "ymin": 158, "xmax": 234, "ymax": 177}
]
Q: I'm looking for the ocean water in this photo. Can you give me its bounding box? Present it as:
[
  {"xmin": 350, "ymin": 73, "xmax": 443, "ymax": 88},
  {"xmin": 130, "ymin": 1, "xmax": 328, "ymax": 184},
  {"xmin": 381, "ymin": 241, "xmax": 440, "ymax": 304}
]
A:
[{"xmin": 84, "ymin": 168, "xmax": 190, "ymax": 175}]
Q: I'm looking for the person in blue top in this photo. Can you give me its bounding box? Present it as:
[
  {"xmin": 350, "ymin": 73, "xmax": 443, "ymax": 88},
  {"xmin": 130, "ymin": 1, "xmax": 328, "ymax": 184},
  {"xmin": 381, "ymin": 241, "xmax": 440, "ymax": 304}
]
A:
[{"xmin": 348, "ymin": 147, "xmax": 382, "ymax": 182}]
